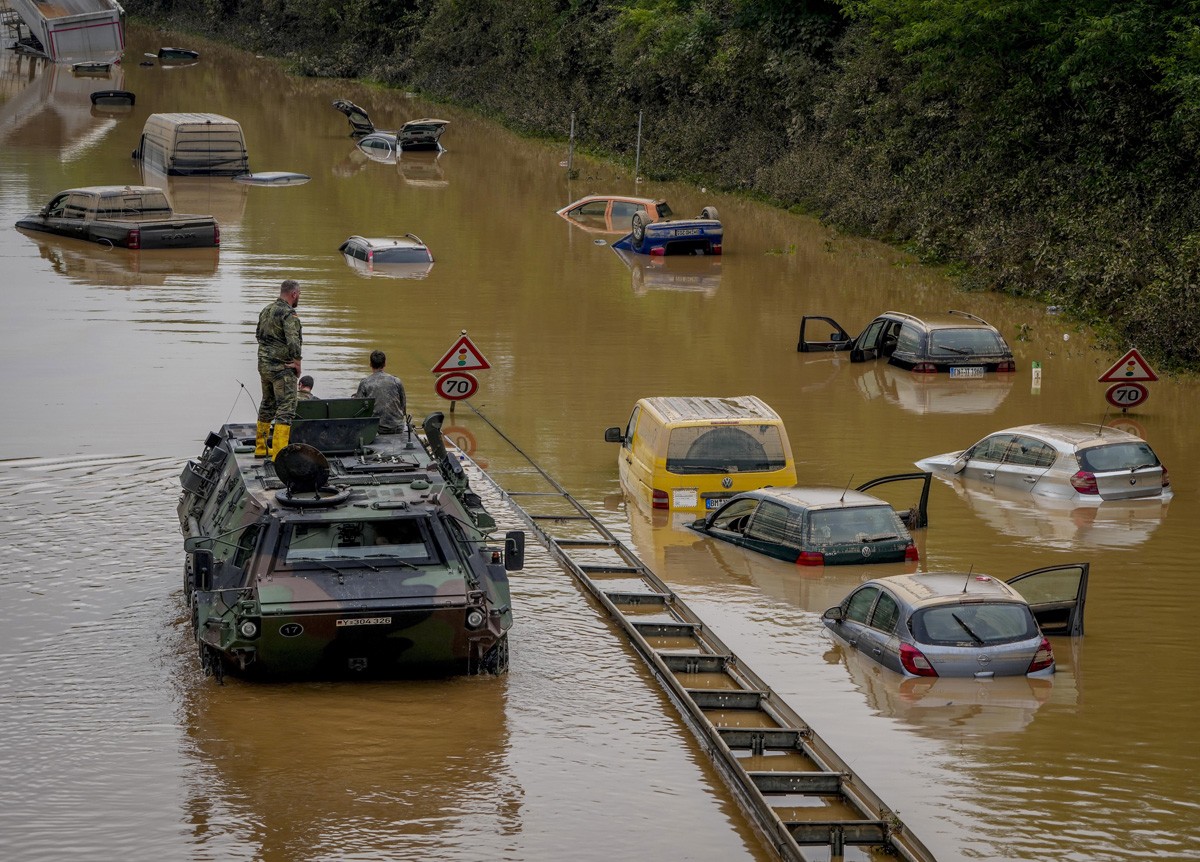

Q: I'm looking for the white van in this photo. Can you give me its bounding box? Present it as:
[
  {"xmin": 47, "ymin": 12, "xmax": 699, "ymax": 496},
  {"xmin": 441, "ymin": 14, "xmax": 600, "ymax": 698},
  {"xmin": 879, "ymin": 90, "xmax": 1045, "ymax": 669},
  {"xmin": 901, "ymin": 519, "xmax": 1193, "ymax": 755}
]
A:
[{"xmin": 133, "ymin": 113, "xmax": 249, "ymax": 176}]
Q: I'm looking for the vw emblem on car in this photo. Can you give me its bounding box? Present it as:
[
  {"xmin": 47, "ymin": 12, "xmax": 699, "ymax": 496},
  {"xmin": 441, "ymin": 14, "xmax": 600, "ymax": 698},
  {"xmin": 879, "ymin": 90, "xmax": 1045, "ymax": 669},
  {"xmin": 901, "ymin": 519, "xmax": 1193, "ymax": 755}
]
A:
[
  {"xmin": 722, "ymin": 476, "xmax": 733, "ymax": 489},
  {"xmin": 279, "ymin": 623, "xmax": 304, "ymax": 638},
  {"xmin": 861, "ymin": 545, "xmax": 873, "ymax": 558}
]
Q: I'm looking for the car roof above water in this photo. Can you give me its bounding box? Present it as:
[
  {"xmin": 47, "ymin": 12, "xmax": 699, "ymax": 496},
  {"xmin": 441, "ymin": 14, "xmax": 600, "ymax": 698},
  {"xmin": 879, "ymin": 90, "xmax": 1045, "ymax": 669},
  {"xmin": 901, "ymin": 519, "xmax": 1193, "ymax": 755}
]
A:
[
  {"xmin": 999, "ymin": 422, "xmax": 1144, "ymax": 450},
  {"xmin": 754, "ymin": 486, "xmax": 888, "ymax": 510},
  {"xmin": 868, "ymin": 572, "xmax": 1024, "ymax": 608},
  {"xmin": 641, "ymin": 395, "xmax": 781, "ymax": 425}
]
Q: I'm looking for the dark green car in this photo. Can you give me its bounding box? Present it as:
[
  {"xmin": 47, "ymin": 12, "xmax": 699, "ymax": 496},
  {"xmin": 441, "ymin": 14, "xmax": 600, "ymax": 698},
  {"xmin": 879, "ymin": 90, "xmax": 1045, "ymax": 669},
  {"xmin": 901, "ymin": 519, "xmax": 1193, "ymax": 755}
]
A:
[{"xmin": 688, "ymin": 474, "xmax": 930, "ymax": 566}]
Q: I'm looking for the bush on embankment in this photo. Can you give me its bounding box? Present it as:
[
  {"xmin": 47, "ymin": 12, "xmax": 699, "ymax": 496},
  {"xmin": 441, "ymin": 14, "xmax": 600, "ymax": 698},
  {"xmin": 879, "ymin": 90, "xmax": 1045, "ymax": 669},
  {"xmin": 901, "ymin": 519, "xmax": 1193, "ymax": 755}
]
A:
[{"xmin": 126, "ymin": 0, "xmax": 1200, "ymax": 371}]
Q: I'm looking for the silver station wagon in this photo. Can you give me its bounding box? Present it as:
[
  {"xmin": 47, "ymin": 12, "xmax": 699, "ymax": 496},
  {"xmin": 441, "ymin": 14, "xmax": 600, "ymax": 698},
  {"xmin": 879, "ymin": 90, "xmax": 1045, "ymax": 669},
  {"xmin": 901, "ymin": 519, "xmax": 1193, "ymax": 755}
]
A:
[
  {"xmin": 917, "ymin": 423, "xmax": 1170, "ymax": 502},
  {"xmin": 823, "ymin": 565, "xmax": 1088, "ymax": 678}
]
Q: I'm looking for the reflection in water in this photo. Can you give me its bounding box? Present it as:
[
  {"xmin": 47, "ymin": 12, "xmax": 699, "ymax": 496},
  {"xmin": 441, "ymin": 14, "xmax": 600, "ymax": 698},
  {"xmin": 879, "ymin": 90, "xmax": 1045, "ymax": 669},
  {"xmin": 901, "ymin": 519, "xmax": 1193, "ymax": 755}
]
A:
[
  {"xmin": 854, "ymin": 362, "xmax": 1015, "ymax": 415},
  {"xmin": 22, "ymin": 231, "xmax": 220, "ymax": 286},
  {"xmin": 140, "ymin": 165, "xmax": 250, "ymax": 226},
  {"xmin": 929, "ymin": 473, "xmax": 1170, "ymax": 550},
  {"xmin": 612, "ymin": 248, "xmax": 722, "ymax": 296},
  {"xmin": 0, "ymin": 52, "xmax": 126, "ymax": 162},
  {"xmin": 827, "ymin": 640, "xmax": 1067, "ymax": 737},
  {"xmin": 179, "ymin": 678, "xmax": 523, "ymax": 858}
]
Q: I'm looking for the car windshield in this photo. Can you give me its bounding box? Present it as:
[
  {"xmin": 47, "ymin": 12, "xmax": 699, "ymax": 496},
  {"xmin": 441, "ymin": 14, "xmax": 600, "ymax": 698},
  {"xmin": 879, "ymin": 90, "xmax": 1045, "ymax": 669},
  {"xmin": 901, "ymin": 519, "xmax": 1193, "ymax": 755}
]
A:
[
  {"xmin": 375, "ymin": 245, "xmax": 427, "ymax": 263},
  {"xmin": 911, "ymin": 602, "xmax": 1038, "ymax": 646},
  {"xmin": 928, "ymin": 328, "xmax": 1007, "ymax": 356},
  {"xmin": 1078, "ymin": 442, "xmax": 1160, "ymax": 472},
  {"xmin": 808, "ymin": 505, "xmax": 906, "ymax": 545},
  {"xmin": 283, "ymin": 518, "xmax": 437, "ymax": 566},
  {"xmin": 666, "ymin": 425, "xmax": 789, "ymax": 474}
]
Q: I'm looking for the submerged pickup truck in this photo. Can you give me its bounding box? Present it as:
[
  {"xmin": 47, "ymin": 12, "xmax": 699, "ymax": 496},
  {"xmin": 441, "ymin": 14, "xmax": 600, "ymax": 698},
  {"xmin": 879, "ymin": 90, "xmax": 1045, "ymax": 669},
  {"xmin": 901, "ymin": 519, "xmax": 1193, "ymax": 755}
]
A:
[{"xmin": 15, "ymin": 186, "xmax": 220, "ymax": 249}]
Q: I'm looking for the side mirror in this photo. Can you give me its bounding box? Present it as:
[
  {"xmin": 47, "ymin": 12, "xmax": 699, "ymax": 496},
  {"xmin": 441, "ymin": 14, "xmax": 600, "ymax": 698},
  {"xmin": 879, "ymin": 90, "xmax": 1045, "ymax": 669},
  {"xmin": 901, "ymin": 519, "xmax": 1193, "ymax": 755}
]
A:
[
  {"xmin": 191, "ymin": 549, "xmax": 214, "ymax": 591},
  {"xmin": 603, "ymin": 427, "xmax": 624, "ymax": 444},
  {"xmin": 830, "ymin": 331, "xmax": 846, "ymax": 342},
  {"xmin": 39, "ymin": 206, "xmax": 51, "ymax": 217},
  {"xmin": 504, "ymin": 530, "xmax": 525, "ymax": 571},
  {"xmin": 688, "ymin": 517, "xmax": 707, "ymax": 530},
  {"xmin": 822, "ymin": 606, "xmax": 845, "ymax": 622},
  {"xmin": 951, "ymin": 455, "xmax": 969, "ymax": 474}
]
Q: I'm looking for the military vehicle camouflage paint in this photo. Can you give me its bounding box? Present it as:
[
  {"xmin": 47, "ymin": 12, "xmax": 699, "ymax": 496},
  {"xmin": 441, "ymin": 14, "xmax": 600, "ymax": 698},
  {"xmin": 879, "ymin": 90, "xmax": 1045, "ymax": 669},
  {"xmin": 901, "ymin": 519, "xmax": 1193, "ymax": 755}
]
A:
[{"xmin": 177, "ymin": 402, "xmax": 522, "ymax": 679}]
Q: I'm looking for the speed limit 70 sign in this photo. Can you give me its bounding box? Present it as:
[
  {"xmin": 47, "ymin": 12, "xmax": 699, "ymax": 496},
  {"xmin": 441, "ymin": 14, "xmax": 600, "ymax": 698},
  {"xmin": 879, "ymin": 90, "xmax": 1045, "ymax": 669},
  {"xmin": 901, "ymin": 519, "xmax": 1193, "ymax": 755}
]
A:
[
  {"xmin": 1105, "ymin": 382, "xmax": 1148, "ymax": 410},
  {"xmin": 435, "ymin": 371, "xmax": 479, "ymax": 401}
]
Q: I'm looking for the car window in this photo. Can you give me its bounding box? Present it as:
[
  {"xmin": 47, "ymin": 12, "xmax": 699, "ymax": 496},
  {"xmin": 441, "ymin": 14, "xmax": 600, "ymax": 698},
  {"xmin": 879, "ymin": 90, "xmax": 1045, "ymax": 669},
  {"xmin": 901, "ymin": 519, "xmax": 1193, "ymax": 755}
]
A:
[
  {"xmin": 808, "ymin": 505, "xmax": 905, "ymax": 545},
  {"xmin": 911, "ymin": 602, "xmax": 1039, "ymax": 646},
  {"xmin": 970, "ymin": 434, "xmax": 1018, "ymax": 462},
  {"xmin": 869, "ymin": 591, "xmax": 900, "ymax": 634},
  {"xmin": 744, "ymin": 500, "xmax": 795, "ymax": 543},
  {"xmin": 1004, "ymin": 435, "xmax": 1057, "ymax": 468},
  {"xmin": 856, "ymin": 319, "xmax": 887, "ymax": 350},
  {"xmin": 665, "ymin": 425, "xmax": 789, "ymax": 474},
  {"xmin": 284, "ymin": 518, "xmax": 437, "ymax": 566},
  {"xmin": 46, "ymin": 194, "xmax": 69, "ymax": 217},
  {"xmin": 610, "ymin": 201, "xmax": 643, "ymax": 220},
  {"xmin": 845, "ymin": 586, "xmax": 880, "ymax": 623},
  {"xmin": 654, "ymin": 202, "xmax": 673, "ymax": 218},
  {"xmin": 896, "ymin": 324, "xmax": 922, "ymax": 354},
  {"xmin": 623, "ymin": 406, "xmax": 640, "ymax": 452},
  {"xmin": 376, "ymin": 246, "xmax": 428, "ymax": 263},
  {"xmin": 1079, "ymin": 442, "xmax": 1160, "ymax": 472},
  {"xmin": 928, "ymin": 328, "xmax": 1008, "ymax": 356},
  {"xmin": 709, "ymin": 498, "xmax": 759, "ymax": 532},
  {"xmin": 63, "ymin": 194, "xmax": 92, "ymax": 220},
  {"xmin": 574, "ymin": 200, "xmax": 609, "ymax": 217}
]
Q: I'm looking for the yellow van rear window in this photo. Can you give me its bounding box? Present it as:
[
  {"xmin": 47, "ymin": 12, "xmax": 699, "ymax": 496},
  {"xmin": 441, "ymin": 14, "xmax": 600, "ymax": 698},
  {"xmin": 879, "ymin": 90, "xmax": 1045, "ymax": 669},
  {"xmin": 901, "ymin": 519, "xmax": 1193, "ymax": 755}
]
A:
[{"xmin": 665, "ymin": 425, "xmax": 788, "ymax": 474}]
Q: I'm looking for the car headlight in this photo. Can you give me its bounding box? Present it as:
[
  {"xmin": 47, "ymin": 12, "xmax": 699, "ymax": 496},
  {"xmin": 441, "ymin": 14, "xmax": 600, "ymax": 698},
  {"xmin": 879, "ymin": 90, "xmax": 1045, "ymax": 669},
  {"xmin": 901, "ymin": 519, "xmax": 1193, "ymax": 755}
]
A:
[
  {"xmin": 239, "ymin": 619, "xmax": 259, "ymax": 638},
  {"xmin": 466, "ymin": 609, "xmax": 485, "ymax": 629}
]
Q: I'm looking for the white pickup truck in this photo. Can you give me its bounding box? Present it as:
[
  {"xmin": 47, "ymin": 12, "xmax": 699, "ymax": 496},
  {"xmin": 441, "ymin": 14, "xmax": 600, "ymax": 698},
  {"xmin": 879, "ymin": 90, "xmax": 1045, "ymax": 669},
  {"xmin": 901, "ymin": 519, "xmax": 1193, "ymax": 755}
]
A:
[{"xmin": 15, "ymin": 186, "xmax": 219, "ymax": 249}]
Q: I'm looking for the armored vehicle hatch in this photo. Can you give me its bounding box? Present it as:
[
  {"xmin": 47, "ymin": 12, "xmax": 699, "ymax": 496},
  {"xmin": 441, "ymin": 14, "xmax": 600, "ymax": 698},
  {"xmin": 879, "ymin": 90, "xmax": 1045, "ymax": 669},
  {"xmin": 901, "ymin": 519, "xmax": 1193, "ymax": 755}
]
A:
[{"xmin": 177, "ymin": 405, "xmax": 523, "ymax": 680}]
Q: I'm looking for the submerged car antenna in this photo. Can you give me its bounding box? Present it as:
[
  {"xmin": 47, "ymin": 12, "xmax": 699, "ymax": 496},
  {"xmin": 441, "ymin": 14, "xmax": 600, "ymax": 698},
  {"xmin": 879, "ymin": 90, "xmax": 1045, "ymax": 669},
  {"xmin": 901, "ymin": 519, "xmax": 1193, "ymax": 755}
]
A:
[
  {"xmin": 1097, "ymin": 407, "xmax": 1109, "ymax": 436},
  {"xmin": 839, "ymin": 474, "xmax": 854, "ymax": 504},
  {"xmin": 962, "ymin": 564, "xmax": 974, "ymax": 593}
]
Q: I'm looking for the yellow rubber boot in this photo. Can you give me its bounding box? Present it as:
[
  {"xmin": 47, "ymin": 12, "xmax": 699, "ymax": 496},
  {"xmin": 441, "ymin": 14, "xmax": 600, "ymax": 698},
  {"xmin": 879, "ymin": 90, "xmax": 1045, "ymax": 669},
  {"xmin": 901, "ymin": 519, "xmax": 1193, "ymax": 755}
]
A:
[
  {"xmin": 254, "ymin": 421, "xmax": 270, "ymax": 457},
  {"xmin": 269, "ymin": 423, "xmax": 291, "ymax": 460}
]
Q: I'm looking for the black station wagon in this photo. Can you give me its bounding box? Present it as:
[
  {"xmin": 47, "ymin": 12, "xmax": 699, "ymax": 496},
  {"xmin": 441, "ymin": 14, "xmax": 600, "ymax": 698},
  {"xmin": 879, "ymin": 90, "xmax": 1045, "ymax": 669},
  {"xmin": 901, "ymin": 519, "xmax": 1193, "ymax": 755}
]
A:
[
  {"xmin": 688, "ymin": 473, "xmax": 930, "ymax": 566},
  {"xmin": 798, "ymin": 310, "xmax": 1016, "ymax": 376}
]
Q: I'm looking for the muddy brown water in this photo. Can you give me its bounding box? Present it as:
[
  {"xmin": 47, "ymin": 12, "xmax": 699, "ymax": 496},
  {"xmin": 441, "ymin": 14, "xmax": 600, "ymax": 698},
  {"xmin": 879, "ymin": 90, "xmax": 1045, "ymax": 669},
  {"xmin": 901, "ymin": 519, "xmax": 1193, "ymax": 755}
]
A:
[{"xmin": 1, "ymin": 29, "xmax": 1198, "ymax": 862}]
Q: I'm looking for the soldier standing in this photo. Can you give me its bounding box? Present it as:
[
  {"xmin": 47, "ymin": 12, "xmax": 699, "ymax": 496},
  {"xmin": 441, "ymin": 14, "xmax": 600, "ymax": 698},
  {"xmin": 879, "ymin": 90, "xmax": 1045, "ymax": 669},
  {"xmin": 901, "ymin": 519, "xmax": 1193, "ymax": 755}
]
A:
[
  {"xmin": 255, "ymin": 279, "xmax": 302, "ymax": 458},
  {"xmin": 354, "ymin": 350, "xmax": 408, "ymax": 434}
]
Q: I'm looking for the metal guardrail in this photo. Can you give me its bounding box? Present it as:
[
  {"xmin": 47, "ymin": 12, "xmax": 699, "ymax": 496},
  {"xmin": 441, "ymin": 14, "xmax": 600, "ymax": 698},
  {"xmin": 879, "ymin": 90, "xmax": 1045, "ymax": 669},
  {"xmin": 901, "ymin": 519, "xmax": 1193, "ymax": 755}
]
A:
[{"xmin": 464, "ymin": 405, "xmax": 938, "ymax": 862}]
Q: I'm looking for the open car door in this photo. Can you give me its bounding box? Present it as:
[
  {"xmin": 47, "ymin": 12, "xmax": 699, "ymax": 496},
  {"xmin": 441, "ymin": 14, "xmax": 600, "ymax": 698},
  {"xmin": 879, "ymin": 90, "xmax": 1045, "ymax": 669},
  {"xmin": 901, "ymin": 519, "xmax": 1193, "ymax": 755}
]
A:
[
  {"xmin": 855, "ymin": 471, "xmax": 932, "ymax": 529},
  {"xmin": 1006, "ymin": 563, "xmax": 1088, "ymax": 636},
  {"xmin": 797, "ymin": 315, "xmax": 853, "ymax": 352}
]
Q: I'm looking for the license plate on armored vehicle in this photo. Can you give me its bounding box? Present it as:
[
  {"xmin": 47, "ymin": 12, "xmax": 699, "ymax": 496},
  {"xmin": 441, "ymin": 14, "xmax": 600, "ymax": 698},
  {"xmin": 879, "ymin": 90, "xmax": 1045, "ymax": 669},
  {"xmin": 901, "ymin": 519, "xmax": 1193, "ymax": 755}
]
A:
[{"xmin": 950, "ymin": 366, "xmax": 985, "ymax": 378}]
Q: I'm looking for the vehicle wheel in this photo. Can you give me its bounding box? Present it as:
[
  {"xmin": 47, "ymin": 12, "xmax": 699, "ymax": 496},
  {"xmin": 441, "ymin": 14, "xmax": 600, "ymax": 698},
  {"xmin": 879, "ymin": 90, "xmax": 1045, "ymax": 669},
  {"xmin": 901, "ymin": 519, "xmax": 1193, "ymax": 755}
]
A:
[
  {"xmin": 475, "ymin": 635, "xmax": 509, "ymax": 675},
  {"xmin": 700, "ymin": 206, "xmax": 720, "ymax": 221},
  {"xmin": 631, "ymin": 212, "xmax": 648, "ymax": 250}
]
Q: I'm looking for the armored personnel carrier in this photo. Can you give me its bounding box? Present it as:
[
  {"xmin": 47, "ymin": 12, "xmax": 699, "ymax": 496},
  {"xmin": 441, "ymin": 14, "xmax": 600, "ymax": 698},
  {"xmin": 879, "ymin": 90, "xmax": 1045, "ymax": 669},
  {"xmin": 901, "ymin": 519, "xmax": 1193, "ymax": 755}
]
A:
[{"xmin": 177, "ymin": 399, "xmax": 523, "ymax": 680}]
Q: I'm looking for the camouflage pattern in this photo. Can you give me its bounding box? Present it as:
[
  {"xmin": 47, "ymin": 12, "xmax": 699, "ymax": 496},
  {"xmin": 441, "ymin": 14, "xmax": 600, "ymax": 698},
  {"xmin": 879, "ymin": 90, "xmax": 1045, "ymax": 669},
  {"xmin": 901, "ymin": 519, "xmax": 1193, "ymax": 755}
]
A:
[
  {"xmin": 177, "ymin": 406, "xmax": 516, "ymax": 680},
  {"xmin": 256, "ymin": 298, "xmax": 302, "ymax": 423},
  {"xmin": 297, "ymin": 390, "xmax": 318, "ymax": 401},
  {"xmin": 354, "ymin": 370, "xmax": 408, "ymax": 433}
]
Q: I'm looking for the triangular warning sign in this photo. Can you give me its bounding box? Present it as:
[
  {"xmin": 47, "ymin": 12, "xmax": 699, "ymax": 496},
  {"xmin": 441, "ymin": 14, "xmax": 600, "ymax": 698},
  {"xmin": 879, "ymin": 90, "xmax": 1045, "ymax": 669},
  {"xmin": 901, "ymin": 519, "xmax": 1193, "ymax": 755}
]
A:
[
  {"xmin": 1098, "ymin": 348, "xmax": 1158, "ymax": 383},
  {"xmin": 431, "ymin": 334, "xmax": 491, "ymax": 374}
]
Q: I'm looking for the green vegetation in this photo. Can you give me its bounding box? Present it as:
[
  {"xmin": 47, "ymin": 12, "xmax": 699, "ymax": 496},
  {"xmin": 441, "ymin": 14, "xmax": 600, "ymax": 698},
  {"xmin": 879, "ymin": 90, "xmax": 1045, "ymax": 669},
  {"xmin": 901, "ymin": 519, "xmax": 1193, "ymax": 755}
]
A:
[{"xmin": 126, "ymin": 0, "xmax": 1200, "ymax": 369}]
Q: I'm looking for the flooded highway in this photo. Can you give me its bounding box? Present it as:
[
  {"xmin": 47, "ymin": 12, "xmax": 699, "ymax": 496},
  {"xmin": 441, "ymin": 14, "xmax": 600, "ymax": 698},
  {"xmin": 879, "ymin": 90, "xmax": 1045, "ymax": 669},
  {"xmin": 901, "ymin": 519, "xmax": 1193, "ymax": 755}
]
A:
[{"xmin": 1, "ymin": 27, "xmax": 1199, "ymax": 862}]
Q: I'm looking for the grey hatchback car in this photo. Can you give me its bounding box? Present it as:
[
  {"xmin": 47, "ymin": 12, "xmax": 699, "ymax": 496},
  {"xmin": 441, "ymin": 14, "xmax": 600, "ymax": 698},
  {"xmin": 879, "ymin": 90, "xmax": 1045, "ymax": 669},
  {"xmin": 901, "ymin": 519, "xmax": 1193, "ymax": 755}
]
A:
[{"xmin": 822, "ymin": 564, "xmax": 1088, "ymax": 678}]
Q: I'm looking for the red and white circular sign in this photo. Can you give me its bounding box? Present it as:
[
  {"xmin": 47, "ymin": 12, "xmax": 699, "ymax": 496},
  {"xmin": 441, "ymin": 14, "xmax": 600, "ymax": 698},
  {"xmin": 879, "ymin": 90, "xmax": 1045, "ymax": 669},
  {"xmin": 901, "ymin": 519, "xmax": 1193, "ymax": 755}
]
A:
[
  {"xmin": 1104, "ymin": 382, "xmax": 1148, "ymax": 410},
  {"xmin": 435, "ymin": 371, "xmax": 479, "ymax": 401}
]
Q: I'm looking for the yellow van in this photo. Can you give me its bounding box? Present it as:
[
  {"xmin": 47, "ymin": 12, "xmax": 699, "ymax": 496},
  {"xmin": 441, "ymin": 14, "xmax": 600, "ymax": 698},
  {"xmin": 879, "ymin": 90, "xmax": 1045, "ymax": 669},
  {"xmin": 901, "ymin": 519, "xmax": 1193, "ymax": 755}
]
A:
[{"xmin": 604, "ymin": 396, "xmax": 797, "ymax": 511}]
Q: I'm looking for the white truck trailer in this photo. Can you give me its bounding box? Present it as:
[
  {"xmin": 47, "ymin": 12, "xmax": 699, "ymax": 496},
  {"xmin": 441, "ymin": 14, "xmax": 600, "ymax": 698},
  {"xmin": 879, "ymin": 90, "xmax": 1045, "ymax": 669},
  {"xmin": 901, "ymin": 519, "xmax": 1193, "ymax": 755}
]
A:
[{"xmin": 6, "ymin": 0, "xmax": 124, "ymax": 63}]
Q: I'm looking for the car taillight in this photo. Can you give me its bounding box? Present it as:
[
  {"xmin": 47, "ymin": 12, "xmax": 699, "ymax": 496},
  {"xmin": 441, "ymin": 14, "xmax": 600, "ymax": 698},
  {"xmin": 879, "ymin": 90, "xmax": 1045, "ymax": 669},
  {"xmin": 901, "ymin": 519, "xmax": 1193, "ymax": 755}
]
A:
[
  {"xmin": 651, "ymin": 489, "xmax": 669, "ymax": 509},
  {"xmin": 127, "ymin": 228, "xmax": 140, "ymax": 249},
  {"xmin": 1027, "ymin": 637, "xmax": 1054, "ymax": 673},
  {"xmin": 213, "ymin": 222, "xmax": 220, "ymax": 247},
  {"xmin": 649, "ymin": 247, "xmax": 666, "ymax": 257},
  {"xmin": 900, "ymin": 643, "xmax": 938, "ymax": 677},
  {"xmin": 367, "ymin": 249, "xmax": 374, "ymax": 262},
  {"xmin": 904, "ymin": 543, "xmax": 919, "ymax": 561},
  {"xmin": 796, "ymin": 550, "xmax": 824, "ymax": 566},
  {"xmin": 996, "ymin": 360, "xmax": 1016, "ymax": 372},
  {"xmin": 1070, "ymin": 470, "xmax": 1099, "ymax": 494},
  {"xmin": 712, "ymin": 244, "xmax": 722, "ymax": 255},
  {"xmin": 912, "ymin": 362, "xmax": 938, "ymax": 373},
  {"xmin": 1162, "ymin": 466, "xmax": 1170, "ymax": 487}
]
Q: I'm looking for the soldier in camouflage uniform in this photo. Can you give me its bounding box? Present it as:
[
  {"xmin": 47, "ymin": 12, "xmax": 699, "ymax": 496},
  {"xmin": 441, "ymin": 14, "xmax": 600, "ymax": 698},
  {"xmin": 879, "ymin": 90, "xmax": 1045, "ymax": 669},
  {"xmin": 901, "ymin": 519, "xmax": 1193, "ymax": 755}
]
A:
[
  {"xmin": 297, "ymin": 375, "xmax": 317, "ymax": 400},
  {"xmin": 354, "ymin": 350, "xmax": 408, "ymax": 434},
  {"xmin": 255, "ymin": 279, "xmax": 302, "ymax": 458}
]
